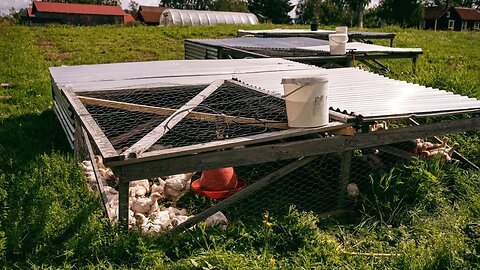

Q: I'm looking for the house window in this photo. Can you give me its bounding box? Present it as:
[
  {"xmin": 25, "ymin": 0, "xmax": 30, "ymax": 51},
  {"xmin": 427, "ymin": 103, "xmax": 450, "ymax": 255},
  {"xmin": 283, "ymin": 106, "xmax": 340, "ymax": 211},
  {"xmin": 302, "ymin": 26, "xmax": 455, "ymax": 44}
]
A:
[
  {"xmin": 448, "ymin": 20, "xmax": 455, "ymax": 30},
  {"xmin": 475, "ymin": 21, "xmax": 480, "ymax": 29},
  {"xmin": 446, "ymin": 11, "xmax": 451, "ymax": 18},
  {"xmin": 462, "ymin": 21, "xmax": 467, "ymax": 31}
]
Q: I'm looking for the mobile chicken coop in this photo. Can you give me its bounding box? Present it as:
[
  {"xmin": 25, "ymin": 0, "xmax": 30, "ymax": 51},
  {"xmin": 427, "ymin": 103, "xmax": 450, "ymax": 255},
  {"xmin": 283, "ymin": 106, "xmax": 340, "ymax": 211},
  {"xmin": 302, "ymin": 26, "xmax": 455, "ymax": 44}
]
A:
[
  {"xmin": 238, "ymin": 29, "xmax": 397, "ymax": 47},
  {"xmin": 50, "ymin": 58, "xmax": 480, "ymax": 231},
  {"xmin": 184, "ymin": 37, "xmax": 423, "ymax": 73},
  {"xmin": 159, "ymin": 9, "xmax": 258, "ymax": 26}
]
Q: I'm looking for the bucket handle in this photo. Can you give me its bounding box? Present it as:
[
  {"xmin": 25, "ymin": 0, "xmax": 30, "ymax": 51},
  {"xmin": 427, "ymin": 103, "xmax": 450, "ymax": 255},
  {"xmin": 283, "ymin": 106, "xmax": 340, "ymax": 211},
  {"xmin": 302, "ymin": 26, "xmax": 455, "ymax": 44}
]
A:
[
  {"xmin": 281, "ymin": 84, "xmax": 307, "ymax": 98},
  {"xmin": 330, "ymin": 37, "xmax": 348, "ymax": 44}
]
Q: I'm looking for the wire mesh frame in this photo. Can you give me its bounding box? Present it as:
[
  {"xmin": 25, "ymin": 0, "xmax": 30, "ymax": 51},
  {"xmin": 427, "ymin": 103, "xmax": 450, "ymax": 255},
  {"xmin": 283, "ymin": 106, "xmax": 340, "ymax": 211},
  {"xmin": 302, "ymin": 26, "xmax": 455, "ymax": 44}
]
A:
[{"xmin": 66, "ymin": 79, "xmax": 480, "ymax": 231}]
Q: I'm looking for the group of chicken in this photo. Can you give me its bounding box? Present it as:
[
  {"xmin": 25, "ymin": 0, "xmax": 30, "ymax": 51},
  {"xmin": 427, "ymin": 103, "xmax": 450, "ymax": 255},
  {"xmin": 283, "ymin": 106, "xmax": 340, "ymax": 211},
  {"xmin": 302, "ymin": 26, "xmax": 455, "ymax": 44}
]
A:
[
  {"xmin": 412, "ymin": 137, "xmax": 459, "ymax": 161},
  {"xmin": 368, "ymin": 121, "xmax": 459, "ymax": 161},
  {"xmin": 81, "ymin": 156, "xmax": 228, "ymax": 234}
]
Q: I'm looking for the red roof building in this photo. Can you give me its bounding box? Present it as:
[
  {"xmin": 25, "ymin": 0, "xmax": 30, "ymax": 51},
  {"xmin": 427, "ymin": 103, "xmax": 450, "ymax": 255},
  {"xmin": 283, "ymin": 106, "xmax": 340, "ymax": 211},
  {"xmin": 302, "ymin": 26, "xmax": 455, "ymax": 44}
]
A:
[
  {"xmin": 137, "ymin": 6, "xmax": 165, "ymax": 25},
  {"xmin": 421, "ymin": 5, "xmax": 480, "ymax": 31},
  {"xmin": 25, "ymin": 1, "xmax": 134, "ymax": 26}
]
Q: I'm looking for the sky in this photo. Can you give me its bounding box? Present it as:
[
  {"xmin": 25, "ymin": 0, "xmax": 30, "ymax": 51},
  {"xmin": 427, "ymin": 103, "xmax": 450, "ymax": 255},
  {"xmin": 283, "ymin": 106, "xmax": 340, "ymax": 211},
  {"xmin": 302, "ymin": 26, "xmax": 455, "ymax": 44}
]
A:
[{"xmin": 0, "ymin": 0, "xmax": 380, "ymax": 17}]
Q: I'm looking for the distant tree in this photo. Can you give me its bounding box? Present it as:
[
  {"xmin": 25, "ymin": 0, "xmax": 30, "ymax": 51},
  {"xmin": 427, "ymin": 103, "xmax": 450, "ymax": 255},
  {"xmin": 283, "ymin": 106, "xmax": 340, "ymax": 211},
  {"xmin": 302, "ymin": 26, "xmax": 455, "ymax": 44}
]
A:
[
  {"xmin": 212, "ymin": 0, "xmax": 249, "ymax": 12},
  {"xmin": 9, "ymin": 7, "xmax": 27, "ymax": 24},
  {"xmin": 295, "ymin": 0, "xmax": 346, "ymax": 25},
  {"xmin": 345, "ymin": 0, "xmax": 371, "ymax": 28},
  {"xmin": 422, "ymin": 0, "xmax": 479, "ymax": 7},
  {"xmin": 247, "ymin": 0, "xmax": 293, "ymax": 24},
  {"xmin": 378, "ymin": 0, "xmax": 423, "ymax": 27},
  {"xmin": 126, "ymin": 0, "xmax": 139, "ymax": 14}
]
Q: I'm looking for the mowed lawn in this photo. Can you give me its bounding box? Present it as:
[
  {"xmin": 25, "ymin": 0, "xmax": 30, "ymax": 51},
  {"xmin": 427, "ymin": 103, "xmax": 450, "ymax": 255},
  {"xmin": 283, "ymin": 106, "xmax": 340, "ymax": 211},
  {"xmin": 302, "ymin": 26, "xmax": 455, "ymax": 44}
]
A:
[{"xmin": 0, "ymin": 21, "xmax": 479, "ymax": 269}]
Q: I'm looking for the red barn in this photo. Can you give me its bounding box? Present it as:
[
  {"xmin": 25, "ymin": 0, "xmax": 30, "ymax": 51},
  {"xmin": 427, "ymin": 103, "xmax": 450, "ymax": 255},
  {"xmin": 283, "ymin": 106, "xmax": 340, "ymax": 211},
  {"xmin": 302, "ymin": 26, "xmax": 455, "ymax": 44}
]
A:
[{"xmin": 26, "ymin": 1, "xmax": 132, "ymax": 26}]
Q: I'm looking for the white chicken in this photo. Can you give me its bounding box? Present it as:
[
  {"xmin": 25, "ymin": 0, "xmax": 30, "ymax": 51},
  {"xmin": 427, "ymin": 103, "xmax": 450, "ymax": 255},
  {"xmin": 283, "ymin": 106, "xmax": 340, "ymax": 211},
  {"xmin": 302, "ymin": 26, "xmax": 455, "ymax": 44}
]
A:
[
  {"xmin": 347, "ymin": 183, "xmax": 360, "ymax": 198},
  {"xmin": 94, "ymin": 155, "xmax": 117, "ymax": 184},
  {"xmin": 415, "ymin": 137, "xmax": 459, "ymax": 161},
  {"xmin": 163, "ymin": 173, "xmax": 194, "ymax": 207},
  {"xmin": 204, "ymin": 211, "xmax": 229, "ymax": 231},
  {"xmin": 130, "ymin": 192, "xmax": 163, "ymax": 215},
  {"xmin": 129, "ymin": 179, "xmax": 150, "ymax": 198}
]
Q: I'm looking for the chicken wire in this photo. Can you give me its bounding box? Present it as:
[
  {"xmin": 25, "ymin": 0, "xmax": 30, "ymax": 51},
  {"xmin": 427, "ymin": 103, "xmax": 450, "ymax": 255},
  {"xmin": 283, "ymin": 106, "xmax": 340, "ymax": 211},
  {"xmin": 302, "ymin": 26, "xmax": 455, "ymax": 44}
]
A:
[
  {"xmin": 80, "ymin": 81, "xmax": 286, "ymax": 152},
  {"xmin": 75, "ymin": 81, "xmax": 475, "ymax": 232}
]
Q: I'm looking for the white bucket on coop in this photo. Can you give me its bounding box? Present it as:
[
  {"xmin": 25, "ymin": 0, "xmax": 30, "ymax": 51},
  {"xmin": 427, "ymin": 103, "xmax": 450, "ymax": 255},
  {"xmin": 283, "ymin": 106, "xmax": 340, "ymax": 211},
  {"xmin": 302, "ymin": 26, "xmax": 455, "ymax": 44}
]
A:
[
  {"xmin": 328, "ymin": 33, "xmax": 348, "ymax": 55},
  {"xmin": 335, "ymin": 26, "xmax": 348, "ymax": 34},
  {"xmin": 281, "ymin": 76, "xmax": 329, "ymax": 128}
]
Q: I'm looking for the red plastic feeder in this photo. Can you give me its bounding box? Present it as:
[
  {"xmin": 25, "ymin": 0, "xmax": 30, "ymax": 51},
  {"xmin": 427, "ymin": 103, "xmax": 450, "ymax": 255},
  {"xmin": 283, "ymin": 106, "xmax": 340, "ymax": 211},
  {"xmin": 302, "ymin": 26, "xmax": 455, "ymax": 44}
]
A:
[{"xmin": 192, "ymin": 167, "xmax": 247, "ymax": 199}]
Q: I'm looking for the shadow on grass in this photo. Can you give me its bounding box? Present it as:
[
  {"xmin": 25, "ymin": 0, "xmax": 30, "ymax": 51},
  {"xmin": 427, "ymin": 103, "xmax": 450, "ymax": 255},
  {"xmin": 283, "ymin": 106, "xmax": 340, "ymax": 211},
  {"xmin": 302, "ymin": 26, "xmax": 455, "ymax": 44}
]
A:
[{"xmin": 0, "ymin": 109, "xmax": 71, "ymax": 172}]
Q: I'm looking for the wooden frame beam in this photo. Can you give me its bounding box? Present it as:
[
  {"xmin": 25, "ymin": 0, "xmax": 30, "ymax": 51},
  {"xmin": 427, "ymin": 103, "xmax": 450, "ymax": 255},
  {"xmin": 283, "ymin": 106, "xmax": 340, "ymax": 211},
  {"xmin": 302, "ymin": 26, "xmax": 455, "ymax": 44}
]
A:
[
  {"xmin": 121, "ymin": 80, "xmax": 225, "ymax": 157},
  {"xmin": 116, "ymin": 116, "xmax": 480, "ymax": 181},
  {"xmin": 61, "ymin": 86, "xmax": 118, "ymax": 158},
  {"xmin": 105, "ymin": 121, "xmax": 352, "ymax": 166},
  {"xmin": 77, "ymin": 95, "xmax": 288, "ymax": 131}
]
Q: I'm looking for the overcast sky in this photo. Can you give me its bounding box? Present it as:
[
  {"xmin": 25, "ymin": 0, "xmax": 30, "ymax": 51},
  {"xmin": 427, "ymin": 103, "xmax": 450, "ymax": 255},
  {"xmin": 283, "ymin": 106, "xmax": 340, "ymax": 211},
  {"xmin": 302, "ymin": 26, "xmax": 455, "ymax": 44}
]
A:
[{"xmin": 0, "ymin": 0, "xmax": 380, "ymax": 17}]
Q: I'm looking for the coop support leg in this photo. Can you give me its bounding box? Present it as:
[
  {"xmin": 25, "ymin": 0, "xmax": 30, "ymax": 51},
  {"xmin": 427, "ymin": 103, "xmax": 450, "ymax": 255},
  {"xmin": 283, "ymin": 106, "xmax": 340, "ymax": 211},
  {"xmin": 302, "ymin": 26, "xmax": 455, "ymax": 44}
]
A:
[
  {"xmin": 412, "ymin": 56, "xmax": 418, "ymax": 74},
  {"xmin": 118, "ymin": 178, "xmax": 129, "ymax": 232},
  {"xmin": 338, "ymin": 150, "xmax": 352, "ymax": 208},
  {"xmin": 74, "ymin": 116, "xmax": 83, "ymax": 160},
  {"xmin": 173, "ymin": 155, "xmax": 320, "ymax": 232}
]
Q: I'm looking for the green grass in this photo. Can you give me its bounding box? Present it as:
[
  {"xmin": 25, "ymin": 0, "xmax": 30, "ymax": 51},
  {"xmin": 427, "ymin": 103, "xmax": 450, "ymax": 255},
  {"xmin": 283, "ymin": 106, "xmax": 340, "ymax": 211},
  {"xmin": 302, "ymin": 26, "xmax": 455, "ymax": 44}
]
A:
[{"xmin": 0, "ymin": 21, "xmax": 479, "ymax": 268}]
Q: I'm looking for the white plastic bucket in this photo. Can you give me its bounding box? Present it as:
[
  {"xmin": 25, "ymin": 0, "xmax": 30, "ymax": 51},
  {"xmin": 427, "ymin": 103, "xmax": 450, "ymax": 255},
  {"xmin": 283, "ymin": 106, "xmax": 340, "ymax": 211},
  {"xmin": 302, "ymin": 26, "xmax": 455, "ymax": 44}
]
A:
[
  {"xmin": 281, "ymin": 76, "xmax": 329, "ymax": 128},
  {"xmin": 329, "ymin": 33, "xmax": 348, "ymax": 55},
  {"xmin": 335, "ymin": 26, "xmax": 348, "ymax": 34}
]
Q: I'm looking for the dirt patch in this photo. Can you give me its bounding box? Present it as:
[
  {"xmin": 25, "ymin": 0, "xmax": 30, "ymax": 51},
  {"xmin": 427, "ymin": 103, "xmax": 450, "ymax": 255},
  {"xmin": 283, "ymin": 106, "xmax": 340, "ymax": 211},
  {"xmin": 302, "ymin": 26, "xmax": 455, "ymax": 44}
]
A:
[{"xmin": 34, "ymin": 36, "xmax": 71, "ymax": 62}]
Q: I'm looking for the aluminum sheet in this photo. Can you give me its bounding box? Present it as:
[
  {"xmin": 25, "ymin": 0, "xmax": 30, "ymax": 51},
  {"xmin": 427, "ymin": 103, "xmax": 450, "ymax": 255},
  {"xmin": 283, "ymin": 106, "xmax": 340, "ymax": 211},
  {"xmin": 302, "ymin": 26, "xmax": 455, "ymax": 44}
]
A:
[
  {"xmin": 299, "ymin": 42, "xmax": 422, "ymax": 54},
  {"xmin": 51, "ymin": 58, "xmax": 480, "ymax": 121},
  {"xmin": 237, "ymin": 29, "xmax": 396, "ymax": 39},
  {"xmin": 233, "ymin": 67, "xmax": 480, "ymax": 119},
  {"xmin": 186, "ymin": 37, "xmax": 329, "ymax": 49}
]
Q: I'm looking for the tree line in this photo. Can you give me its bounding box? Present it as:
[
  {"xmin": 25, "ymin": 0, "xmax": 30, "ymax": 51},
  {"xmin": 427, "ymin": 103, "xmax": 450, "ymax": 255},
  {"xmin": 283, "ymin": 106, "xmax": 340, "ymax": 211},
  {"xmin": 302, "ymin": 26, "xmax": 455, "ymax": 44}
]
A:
[{"xmin": 8, "ymin": 0, "xmax": 480, "ymax": 27}]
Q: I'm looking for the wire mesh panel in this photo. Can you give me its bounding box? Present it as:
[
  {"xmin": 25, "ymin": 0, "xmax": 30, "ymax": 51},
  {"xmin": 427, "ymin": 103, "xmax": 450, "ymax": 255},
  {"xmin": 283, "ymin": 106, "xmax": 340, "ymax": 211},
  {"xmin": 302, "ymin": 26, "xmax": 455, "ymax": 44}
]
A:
[{"xmin": 79, "ymin": 81, "xmax": 289, "ymax": 153}]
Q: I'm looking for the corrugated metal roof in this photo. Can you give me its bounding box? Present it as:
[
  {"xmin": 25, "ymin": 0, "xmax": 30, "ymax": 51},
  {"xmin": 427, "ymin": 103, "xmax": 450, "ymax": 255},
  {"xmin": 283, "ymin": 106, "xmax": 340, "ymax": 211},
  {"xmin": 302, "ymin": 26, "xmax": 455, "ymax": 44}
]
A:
[
  {"xmin": 299, "ymin": 42, "xmax": 422, "ymax": 54},
  {"xmin": 233, "ymin": 68, "xmax": 480, "ymax": 119},
  {"xmin": 33, "ymin": 1, "xmax": 126, "ymax": 16},
  {"xmin": 238, "ymin": 29, "xmax": 396, "ymax": 39},
  {"xmin": 187, "ymin": 37, "xmax": 329, "ymax": 49},
  {"xmin": 50, "ymin": 58, "xmax": 480, "ymax": 121},
  {"xmin": 187, "ymin": 38, "xmax": 422, "ymax": 54}
]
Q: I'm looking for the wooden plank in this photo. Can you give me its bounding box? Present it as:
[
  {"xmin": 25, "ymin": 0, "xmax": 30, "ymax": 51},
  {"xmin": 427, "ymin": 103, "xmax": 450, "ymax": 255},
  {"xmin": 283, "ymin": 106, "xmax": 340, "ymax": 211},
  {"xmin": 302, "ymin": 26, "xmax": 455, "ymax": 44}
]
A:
[
  {"xmin": 377, "ymin": 145, "xmax": 413, "ymax": 160},
  {"xmin": 78, "ymin": 96, "xmax": 288, "ymax": 130},
  {"xmin": 106, "ymin": 121, "xmax": 351, "ymax": 166},
  {"xmin": 117, "ymin": 116, "xmax": 480, "ymax": 180},
  {"xmin": 123, "ymin": 80, "xmax": 226, "ymax": 157},
  {"xmin": 173, "ymin": 155, "xmax": 319, "ymax": 232},
  {"xmin": 337, "ymin": 150, "xmax": 352, "ymax": 208},
  {"xmin": 109, "ymin": 118, "xmax": 162, "ymax": 146},
  {"xmin": 82, "ymin": 128, "xmax": 112, "ymax": 221},
  {"xmin": 53, "ymin": 106, "xmax": 74, "ymax": 149},
  {"xmin": 61, "ymin": 86, "xmax": 118, "ymax": 158},
  {"xmin": 118, "ymin": 174, "xmax": 129, "ymax": 232}
]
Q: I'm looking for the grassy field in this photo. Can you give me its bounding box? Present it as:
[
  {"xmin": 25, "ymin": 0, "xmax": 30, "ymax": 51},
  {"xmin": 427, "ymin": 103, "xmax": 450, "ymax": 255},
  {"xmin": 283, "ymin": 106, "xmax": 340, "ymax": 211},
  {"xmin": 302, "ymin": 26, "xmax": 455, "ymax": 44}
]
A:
[{"xmin": 0, "ymin": 21, "xmax": 479, "ymax": 269}]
